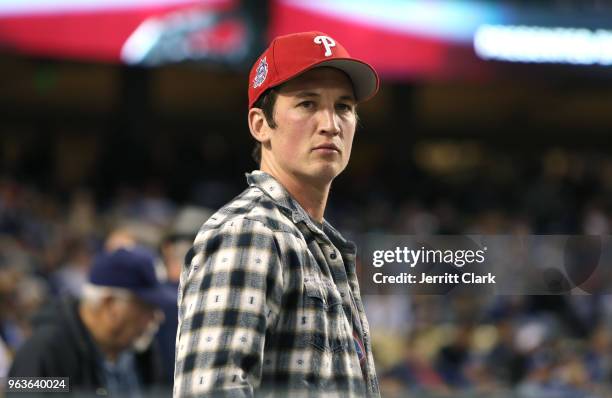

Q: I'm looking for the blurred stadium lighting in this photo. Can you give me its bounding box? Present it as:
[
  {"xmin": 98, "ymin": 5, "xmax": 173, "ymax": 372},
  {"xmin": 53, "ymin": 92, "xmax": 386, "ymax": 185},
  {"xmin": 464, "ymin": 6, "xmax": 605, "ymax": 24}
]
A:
[{"xmin": 475, "ymin": 24, "xmax": 612, "ymax": 65}]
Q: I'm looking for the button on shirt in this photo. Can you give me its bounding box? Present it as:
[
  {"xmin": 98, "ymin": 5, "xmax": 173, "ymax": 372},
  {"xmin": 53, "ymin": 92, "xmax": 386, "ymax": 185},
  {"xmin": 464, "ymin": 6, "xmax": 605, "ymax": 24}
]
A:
[{"xmin": 174, "ymin": 171, "xmax": 380, "ymax": 397}]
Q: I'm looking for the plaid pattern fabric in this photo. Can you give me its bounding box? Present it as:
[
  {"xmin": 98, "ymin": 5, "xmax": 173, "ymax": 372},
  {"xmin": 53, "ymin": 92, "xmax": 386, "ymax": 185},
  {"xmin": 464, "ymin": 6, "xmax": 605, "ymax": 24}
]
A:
[{"xmin": 174, "ymin": 171, "xmax": 380, "ymax": 397}]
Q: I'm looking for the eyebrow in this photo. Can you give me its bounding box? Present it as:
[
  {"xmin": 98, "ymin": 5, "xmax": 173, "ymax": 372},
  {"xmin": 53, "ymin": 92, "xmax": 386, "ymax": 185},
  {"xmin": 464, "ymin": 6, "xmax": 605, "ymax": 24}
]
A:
[{"xmin": 295, "ymin": 91, "xmax": 356, "ymax": 102}]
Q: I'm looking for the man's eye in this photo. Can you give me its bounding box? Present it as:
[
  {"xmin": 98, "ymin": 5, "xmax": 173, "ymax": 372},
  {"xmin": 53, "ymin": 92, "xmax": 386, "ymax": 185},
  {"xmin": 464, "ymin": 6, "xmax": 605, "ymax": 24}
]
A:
[
  {"xmin": 336, "ymin": 103, "xmax": 353, "ymax": 112},
  {"xmin": 298, "ymin": 101, "xmax": 314, "ymax": 109}
]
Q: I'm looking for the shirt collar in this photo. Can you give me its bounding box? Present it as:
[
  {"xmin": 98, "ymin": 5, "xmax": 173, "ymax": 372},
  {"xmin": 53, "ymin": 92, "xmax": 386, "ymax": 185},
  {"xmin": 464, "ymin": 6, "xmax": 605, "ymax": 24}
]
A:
[
  {"xmin": 322, "ymin": 220, "xmax": 357, "ymax": 255},
  {"xmin": 245, "ymin": 170, "xmax": 356, "ymax": 254},
  {"xmin": 246, "ymin": 170, "xmax": 299, "ymax": 217},
  {"xmin": 246, "ymin": 170, "xmax": 318, "ymax": 229}
]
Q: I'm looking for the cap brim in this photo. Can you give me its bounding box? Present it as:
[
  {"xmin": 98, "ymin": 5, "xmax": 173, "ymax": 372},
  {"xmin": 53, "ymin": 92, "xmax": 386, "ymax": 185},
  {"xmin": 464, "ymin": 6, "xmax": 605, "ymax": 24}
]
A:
[
  {"xmin": 311, "ymin": 58, "xmax": 379, "ymax": 102},
  {"xmin": 134, "ymin": 284, "xmax": 177, "ymax": 310}
]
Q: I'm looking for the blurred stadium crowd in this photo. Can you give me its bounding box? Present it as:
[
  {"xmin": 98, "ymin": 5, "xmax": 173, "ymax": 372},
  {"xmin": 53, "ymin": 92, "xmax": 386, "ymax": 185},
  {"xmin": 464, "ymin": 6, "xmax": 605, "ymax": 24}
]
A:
[{"xmin": 1, "ymin": 127, "xmax": 611, "ymax": 397}]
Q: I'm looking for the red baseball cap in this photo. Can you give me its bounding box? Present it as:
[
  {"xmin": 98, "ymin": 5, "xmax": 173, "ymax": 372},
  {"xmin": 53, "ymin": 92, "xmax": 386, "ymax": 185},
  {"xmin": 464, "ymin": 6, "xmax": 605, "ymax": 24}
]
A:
[{"xmin": 248, "ymin": 31, "xmax": 379, "ymax": 109}]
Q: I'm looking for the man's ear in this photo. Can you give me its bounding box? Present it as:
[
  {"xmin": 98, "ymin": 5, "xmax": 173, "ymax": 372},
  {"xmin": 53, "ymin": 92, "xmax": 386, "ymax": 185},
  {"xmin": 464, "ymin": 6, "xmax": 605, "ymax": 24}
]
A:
[{"xmin": 248, "ymin": 108, "xmax": 271, "ymax": 144}]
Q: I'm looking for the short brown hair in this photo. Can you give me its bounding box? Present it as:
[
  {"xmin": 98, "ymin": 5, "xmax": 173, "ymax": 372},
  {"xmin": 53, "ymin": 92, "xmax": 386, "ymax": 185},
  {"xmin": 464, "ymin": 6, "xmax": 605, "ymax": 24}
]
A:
[{"xmin": 251, "ymin": 89, "xmax": 278, "ymax": 165}]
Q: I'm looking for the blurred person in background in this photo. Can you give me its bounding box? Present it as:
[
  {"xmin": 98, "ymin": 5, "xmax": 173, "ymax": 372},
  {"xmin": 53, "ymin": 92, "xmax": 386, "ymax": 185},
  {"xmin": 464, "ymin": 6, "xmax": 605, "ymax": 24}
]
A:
[
  {"xmin": 434, "ymin": 323, "xmax": 475, "ymax": 389},
  {"xmin": 516, "ymin": 354, "xmax": 557, "ymax": 398},
  {"xmin": 0, "ymin": 261, "xmax": 24, "ymax": 380},
  {"xmin": 0, "ymin": 238, "xmax": 49, "ymax": 378},
  {"xmin": 49, "ymin": 235, "xmax": 94, "ymax": 298},
  {"xmin": 155, "ymin": 206, "xmax": 211, "ymax": 384},
  {"xmin": 584, "ymin": 325, "xmax": 612, "ymax": 384},
  {"xmin": 484, "ymin": 319, "xmax": 527, "ymax": 387},
  {"xmin": 8, "ymin": 247, "xmax": 175, "ymax": 397},
  {"xmin": 0, "ymin": 264, "xmax": 26, "ymax": 350},
  {"xmin": 382, "ymin": 329, "xmax": 450, "ymax": 396}
]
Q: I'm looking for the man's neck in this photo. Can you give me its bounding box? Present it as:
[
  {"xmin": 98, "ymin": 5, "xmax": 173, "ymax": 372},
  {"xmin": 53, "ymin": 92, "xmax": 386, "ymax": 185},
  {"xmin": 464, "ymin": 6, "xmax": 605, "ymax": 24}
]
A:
[{"xmin": 259, "ymin": 164, "xmax": 330, "ymax": 223}]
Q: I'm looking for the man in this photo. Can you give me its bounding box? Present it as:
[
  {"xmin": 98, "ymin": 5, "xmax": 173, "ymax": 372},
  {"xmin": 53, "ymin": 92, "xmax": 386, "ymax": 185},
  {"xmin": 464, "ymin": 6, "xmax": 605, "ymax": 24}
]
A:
[
  {"xmin": 9, "ymin": 247, "xmax": 175, "ymax": 396},
  {"xmin": 174, "ymin": 31, "xmax": 380, "ymax": 397}
]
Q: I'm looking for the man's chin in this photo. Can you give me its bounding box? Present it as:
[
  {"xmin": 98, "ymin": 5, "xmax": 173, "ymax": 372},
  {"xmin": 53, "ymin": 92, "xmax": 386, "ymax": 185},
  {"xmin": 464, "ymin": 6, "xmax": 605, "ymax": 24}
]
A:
[{"xmin": 303, "ymin": 164, "xmax": 344, "ymax": 184}]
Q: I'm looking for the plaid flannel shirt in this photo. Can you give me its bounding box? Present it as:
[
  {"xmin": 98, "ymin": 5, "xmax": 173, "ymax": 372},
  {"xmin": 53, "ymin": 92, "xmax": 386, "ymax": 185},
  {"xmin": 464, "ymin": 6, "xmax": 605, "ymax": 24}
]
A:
[{"xmin": 174, "ymin": 171, "xmax": 380, "ymax": 398}]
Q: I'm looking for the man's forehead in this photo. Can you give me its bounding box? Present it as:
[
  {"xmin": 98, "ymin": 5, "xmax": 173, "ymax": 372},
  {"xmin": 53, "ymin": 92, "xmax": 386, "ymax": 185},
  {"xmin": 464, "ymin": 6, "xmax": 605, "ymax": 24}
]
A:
[{"xmin": 277, "ymin": 67, "xmax": 355, "ymax": 99}]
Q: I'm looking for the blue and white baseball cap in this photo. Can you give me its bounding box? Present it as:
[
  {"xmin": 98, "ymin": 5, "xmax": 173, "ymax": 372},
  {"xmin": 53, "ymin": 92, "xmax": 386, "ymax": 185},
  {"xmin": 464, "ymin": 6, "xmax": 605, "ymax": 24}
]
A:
[{"xmin": 89, "ymin": 246, "xmax": 176, "ymax": 309}]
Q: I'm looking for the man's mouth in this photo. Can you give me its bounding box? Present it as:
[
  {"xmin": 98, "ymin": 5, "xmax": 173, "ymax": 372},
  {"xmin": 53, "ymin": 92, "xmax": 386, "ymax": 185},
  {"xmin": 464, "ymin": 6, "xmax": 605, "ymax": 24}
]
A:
[{"xmin": 312, "ymin": 144, "xmax": 341, "ymax": 153}]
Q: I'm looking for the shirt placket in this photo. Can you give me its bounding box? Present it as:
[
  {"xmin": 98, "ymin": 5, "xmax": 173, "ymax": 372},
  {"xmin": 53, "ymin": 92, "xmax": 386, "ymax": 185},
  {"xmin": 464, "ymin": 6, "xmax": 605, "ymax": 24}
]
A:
[
  {"xmin": 308, "ymin": 225, "xmax": 376, "ymax": 394},
  {"xmin": 319, "ymin": 240, "xmax": 356, "ymax": 332},
  {"xmin": 299, "ymin": 222, "xmax": 366, "ymax": 373},
  {"xmin": 341, "ymin": 251, "xmax": 380, "ymax": 397}
]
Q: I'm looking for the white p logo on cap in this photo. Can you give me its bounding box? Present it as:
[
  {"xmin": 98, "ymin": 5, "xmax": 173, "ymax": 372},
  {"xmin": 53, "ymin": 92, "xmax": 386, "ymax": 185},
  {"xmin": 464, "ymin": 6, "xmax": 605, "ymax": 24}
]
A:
[{"xmin": 314, "ymin": 35, "xmax": 336, "ymax": 57}]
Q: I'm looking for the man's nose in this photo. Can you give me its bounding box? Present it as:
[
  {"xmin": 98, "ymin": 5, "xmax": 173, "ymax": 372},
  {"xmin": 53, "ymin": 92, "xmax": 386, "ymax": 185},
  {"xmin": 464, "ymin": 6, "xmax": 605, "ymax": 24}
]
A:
[{"xmin": 318, "ymin": 108, "xmax": 341, "ymax": 136}]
